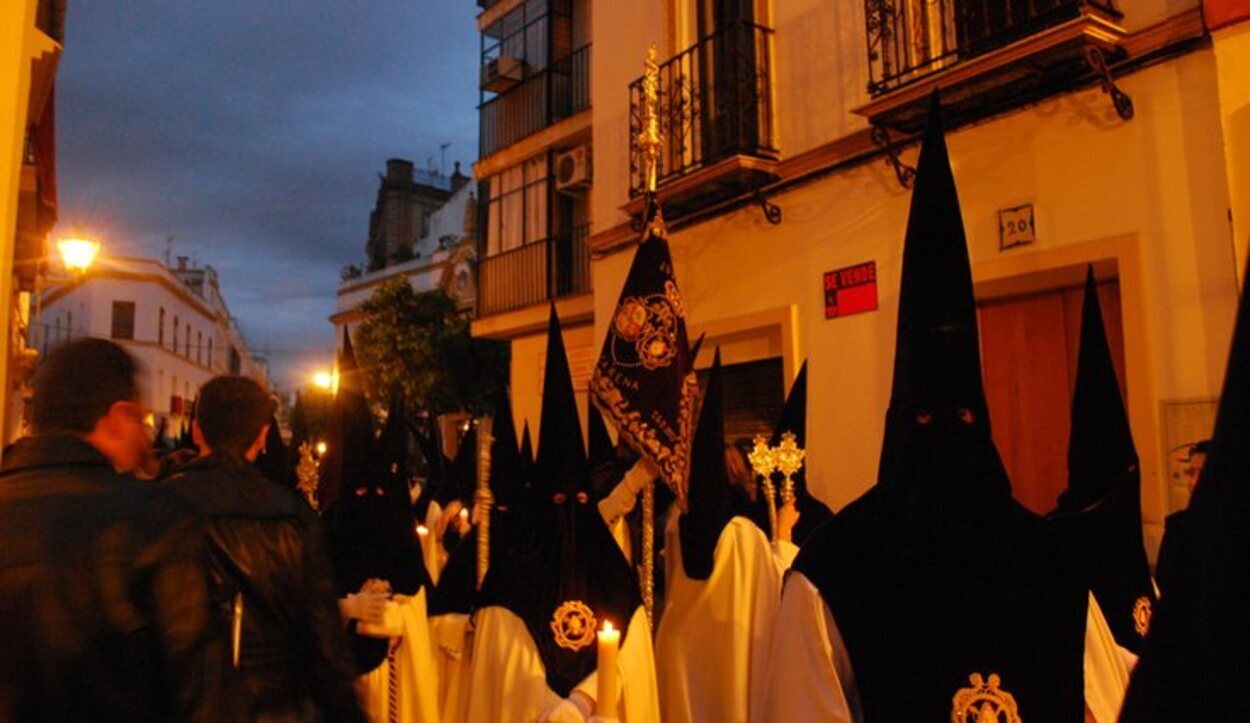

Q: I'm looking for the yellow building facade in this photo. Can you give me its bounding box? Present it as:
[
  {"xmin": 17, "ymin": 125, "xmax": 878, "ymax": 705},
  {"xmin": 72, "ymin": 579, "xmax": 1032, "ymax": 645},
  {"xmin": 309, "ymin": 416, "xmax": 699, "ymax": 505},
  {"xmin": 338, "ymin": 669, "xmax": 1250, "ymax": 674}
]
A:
[
  {"xmin": 1, "ymin": 0, "xmax": 64, "ymax": 444},
  {"xmin": 474, "ymin": 0, "xmax": 1249, "ymax": 554}
]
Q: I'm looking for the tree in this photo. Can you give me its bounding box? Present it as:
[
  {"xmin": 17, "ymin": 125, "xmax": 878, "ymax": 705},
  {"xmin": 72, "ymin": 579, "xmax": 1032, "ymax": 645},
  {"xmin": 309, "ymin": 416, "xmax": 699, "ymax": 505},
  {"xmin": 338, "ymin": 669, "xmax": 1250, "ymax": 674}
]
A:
[{"xmin": 353, "ymin": 279, "xmax": 509, "ymax": 421}]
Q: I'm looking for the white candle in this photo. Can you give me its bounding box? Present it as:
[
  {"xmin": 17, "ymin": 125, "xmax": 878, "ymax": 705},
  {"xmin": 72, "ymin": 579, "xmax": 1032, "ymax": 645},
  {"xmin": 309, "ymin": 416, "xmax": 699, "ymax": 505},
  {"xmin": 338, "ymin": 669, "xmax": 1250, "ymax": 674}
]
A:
[{"xmin": 597, "ymin": 620, "xmax": 621, "ymax": 719}]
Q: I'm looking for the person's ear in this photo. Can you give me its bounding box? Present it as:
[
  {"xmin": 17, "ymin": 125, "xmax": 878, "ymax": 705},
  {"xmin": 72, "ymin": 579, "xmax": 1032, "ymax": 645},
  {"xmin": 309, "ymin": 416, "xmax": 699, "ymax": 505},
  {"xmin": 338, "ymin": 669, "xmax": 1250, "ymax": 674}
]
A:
[
  {"xmin": 244, "ymin": 423, "xmax": 270, "ymax": 462},
  {"xmin": 192, "ymin": 420, "xmax": 207, "ymax": 450}
]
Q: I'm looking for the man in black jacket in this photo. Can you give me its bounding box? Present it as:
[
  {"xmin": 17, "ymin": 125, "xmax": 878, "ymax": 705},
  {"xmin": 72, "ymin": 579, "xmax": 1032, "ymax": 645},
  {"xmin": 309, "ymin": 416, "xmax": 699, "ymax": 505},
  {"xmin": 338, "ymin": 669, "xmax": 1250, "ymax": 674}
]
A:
[
  {"xmin": 0, "ymin": 338, "xmax": 221, "ymax": 722},
  {"xmin": 168, "ymin": 375, "xmax": 365, "ymax": 722}
]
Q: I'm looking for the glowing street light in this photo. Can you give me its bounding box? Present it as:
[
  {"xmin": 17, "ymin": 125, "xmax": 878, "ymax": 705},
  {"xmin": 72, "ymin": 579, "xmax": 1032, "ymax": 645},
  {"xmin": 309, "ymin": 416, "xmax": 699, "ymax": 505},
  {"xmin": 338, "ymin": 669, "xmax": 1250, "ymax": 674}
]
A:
[
  {"xmin": 315, "ymin": 440, "xmax": 327, "ymax": 456},
  {"xmin": 312, "ymin": 371, "xmax": 333, "ymax": 390},
  {"xmin": 56, "ymin": 237, "xmax": 99, "ymax": 274}
]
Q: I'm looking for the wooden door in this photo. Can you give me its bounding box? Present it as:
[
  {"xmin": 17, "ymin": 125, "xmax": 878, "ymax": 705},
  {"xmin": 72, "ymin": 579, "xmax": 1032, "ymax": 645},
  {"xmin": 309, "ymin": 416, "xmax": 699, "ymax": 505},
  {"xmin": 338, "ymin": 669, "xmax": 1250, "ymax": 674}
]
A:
[{"xmin": 978, "ymin": 281, "xmax": 1126, "ymax": 515}]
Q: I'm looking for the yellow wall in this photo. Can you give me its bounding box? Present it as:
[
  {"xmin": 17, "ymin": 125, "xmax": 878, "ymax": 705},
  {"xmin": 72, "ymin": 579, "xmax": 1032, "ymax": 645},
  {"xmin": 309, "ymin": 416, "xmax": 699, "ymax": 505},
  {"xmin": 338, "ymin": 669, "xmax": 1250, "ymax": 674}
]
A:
[
  {"xmin": 590, "ymin": 51, "xmax": 1238, "ymax": 555},
  {"xmin": 1213, "ymin": 21, "xmax": 1250, "ymax": 278},
  {"xmin": 1, "ymin": 0, "xmax": 42, "ymax": 446}
]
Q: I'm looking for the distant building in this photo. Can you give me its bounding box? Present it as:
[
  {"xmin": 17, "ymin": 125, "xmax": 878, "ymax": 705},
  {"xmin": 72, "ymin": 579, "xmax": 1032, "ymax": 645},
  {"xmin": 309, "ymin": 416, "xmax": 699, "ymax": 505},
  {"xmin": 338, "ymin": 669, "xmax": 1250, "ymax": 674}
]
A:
[
  {"xmin": 364, "ymin": 158, "xmax": 471, "ymax": 272},
  {"xmin": 35, "ymin": 254, "xmax": 268, "ymax": 438},
  {"xmin": 333, "ymin": 159, "xmax": 478, "ymax": 346}
]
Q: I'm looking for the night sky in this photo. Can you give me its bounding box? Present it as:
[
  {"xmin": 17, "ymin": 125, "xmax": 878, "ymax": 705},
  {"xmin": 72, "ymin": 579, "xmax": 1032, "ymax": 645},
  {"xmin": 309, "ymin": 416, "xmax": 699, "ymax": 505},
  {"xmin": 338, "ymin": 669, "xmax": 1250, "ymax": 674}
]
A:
[{"xmin": 55, "ymin": 1, "xmax": 479, "ymax": 388}]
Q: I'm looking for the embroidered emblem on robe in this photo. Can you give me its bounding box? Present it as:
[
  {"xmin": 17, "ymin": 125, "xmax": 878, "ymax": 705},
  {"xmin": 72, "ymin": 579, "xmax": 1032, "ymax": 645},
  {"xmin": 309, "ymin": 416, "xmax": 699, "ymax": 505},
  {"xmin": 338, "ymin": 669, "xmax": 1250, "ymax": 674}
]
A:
[
  {"xmin": 1133, "ymin": 596, "xmax": 1153, "ymax": 637},
  {"xmin": 951, "ymin": 672, "xmax": 1021, "ymax": 723},
  {"xmin": 551, "ymin": 600, "xmax": 597, "ymax": 652}
]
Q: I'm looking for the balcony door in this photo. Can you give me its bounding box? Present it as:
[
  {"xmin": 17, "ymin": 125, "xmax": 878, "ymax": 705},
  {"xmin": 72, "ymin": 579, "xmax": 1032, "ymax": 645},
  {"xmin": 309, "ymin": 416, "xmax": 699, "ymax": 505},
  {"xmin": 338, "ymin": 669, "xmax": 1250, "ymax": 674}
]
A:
[{"xmin": 696, "ymin": 0, "xmax": 760, "ymax": 160}]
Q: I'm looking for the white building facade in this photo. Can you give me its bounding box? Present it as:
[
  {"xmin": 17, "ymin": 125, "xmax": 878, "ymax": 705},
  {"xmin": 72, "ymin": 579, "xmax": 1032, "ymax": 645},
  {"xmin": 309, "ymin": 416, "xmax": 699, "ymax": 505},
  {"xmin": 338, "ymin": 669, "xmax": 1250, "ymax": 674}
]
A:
[{"xmin": 34, "ymin": 255, "xmax": 268, "ymax": 437}]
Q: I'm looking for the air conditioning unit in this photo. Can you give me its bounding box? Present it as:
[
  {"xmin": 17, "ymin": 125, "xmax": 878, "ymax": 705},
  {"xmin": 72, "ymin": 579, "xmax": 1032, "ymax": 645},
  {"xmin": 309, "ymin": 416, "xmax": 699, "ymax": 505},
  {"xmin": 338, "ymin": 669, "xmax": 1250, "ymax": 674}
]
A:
[
  {"xmin": 481, "ymin": 56, "xmax": 524, "ymax": 93},
  {"xmin": 555, "ymin": 146, "xmax": 592, "ymax": 194}
]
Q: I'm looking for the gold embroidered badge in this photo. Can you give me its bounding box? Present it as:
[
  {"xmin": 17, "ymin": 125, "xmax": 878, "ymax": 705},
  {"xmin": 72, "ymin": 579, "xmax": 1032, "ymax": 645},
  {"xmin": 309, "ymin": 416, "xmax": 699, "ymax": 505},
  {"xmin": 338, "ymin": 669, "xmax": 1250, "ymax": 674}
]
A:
[
  {"xmin": 550, "ymin": 600, "xmax": 597, "ymax": 652},
  {"xmin": 1133, "ymin": 596, "xmax": 1153, "ymax": 637},
  {"xmin": 951, "ymin": 672, "xmax": 1021, "ymax": 723}
]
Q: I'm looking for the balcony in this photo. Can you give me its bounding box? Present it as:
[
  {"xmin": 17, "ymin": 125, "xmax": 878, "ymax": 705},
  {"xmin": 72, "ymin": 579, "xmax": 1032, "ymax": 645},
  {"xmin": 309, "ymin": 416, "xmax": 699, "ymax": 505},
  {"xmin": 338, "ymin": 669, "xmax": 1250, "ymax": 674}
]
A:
[
  {"xmin": 858, "ymin": 0, "xmax": 1130, "ymax": 132},
  {"xmin": 626, "ymin": 22, "xmax": 779, "ymax": 219},
  {"xmin": 480, "ymin": 45, "xmax": 591, "ymax": 159},
  {"xmin": 478, "ymin": 225, "xmax": 591, "ymax": 317}
]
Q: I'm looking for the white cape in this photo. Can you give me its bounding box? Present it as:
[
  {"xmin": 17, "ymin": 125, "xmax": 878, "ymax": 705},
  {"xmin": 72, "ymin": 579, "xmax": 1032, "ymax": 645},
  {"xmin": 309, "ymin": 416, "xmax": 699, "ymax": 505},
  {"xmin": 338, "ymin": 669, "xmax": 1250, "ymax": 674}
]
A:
[
  {"xmin": 655, "ymin": 515, "xmax": 795, "ymax": 723},
  {"xmin": 356, "ymin": 588, "xmax": 442, "ymax": 723},
  {"xmin": 462, "ymin": 605, "xmax": 659, "ymax": 723},
  {"xmin": 430, "ymin": 612, "xmax": 473, "ymax": 723}
]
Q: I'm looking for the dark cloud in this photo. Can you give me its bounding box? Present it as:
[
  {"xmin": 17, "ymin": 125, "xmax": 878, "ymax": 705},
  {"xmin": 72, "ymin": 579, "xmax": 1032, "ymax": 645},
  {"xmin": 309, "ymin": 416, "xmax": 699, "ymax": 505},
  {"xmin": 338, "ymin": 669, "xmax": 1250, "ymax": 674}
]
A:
[{"xmin": 57, "ymin": 1, "xmax": 479, "ymax": 386}]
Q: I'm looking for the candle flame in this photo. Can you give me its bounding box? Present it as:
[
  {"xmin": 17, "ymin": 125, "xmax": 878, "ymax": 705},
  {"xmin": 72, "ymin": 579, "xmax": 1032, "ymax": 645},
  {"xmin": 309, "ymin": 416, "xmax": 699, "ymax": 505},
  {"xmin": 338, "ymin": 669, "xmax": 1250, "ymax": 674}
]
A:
[
  {"xmin": 416, "ymin": 525, "xmax": 429, "ymax": 536},
  {"xmin": 603, "ymin": 620, "xmax": 615, "ymax": 634}
]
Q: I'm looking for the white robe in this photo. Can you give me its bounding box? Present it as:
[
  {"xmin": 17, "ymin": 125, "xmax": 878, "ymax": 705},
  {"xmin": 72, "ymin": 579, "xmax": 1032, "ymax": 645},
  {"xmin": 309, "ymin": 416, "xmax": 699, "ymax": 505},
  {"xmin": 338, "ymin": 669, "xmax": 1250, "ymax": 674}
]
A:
[
  {"xmin": 462, "ymin": 605, "xmax": 660, "ymax": 723},
  {"xmin": 430, "ymin": 612, "xmax": 473, "ymax": 723},
  {"xmin": 759, "ymin": 574, "xmax": 1132, "ymax": 723},
  {"xmin": 356, "ymin": 589, "xmax": 442, "ymax": 723},
  {"xmin": 655, "ymin": 515, "xmax": 797, "ymax": 723}
]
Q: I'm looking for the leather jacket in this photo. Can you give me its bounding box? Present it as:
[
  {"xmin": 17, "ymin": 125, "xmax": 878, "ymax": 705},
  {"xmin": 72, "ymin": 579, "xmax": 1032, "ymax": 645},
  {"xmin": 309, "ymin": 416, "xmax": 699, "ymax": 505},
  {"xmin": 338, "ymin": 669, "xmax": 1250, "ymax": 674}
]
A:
[
  {"xmin": 0, "ymin": 434, "xmax": 224, "ymax": 722},
  {"xmin": 166, "ymin": 453, "xmax": 364, "ymax": 723}
]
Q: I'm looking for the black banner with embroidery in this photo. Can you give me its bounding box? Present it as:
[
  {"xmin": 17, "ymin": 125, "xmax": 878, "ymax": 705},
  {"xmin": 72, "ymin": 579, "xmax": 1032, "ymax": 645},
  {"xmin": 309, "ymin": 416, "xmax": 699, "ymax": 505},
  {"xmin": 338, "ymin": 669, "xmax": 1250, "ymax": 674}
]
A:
[{"xmin": 590, "ymin": 203, "xmax": 698, "ymax": 501}]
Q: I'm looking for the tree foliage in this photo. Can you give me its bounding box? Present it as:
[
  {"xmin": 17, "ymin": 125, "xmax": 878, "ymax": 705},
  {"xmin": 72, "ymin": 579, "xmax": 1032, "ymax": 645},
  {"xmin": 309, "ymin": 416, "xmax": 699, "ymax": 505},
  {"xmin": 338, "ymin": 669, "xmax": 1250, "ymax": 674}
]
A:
[{"xmin": 353, "ymin": 279, "xmax": 509, "ymax": 419}]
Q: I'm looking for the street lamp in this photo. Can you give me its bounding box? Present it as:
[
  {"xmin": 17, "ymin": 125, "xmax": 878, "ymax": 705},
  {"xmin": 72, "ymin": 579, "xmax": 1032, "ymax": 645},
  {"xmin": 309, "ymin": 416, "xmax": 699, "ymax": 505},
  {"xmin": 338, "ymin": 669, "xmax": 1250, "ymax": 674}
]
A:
[
  {"xmin": 312, "ymin": 371, "xmax": 333, "ymax": 390},
  {"xmin": 55, "ymin": 238, "xmax": 100, "ymax": 274},
  {"xmin": 31, "ymin": 234, "xmax": 101, "ymax": 353}
]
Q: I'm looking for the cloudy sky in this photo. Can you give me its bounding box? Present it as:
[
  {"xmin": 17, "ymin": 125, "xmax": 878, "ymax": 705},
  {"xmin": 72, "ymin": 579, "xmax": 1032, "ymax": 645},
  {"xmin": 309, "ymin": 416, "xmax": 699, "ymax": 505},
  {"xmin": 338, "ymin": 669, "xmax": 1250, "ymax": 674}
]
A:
[{"xmin": 56, "ymin": 1, "xmax": 479, "ymax": 387}]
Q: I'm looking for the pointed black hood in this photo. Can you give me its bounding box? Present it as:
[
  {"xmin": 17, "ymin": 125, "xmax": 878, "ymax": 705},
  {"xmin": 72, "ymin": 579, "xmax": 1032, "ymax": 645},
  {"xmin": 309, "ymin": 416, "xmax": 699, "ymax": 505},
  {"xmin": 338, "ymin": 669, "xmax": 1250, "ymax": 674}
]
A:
[
  {"xmin": 519, "ymin": 421, "xmax": 534, "ymax": 489},
  {"xmin": 680, "ymin": 350, "xmax": 736, "ymax": 580},
  {"xmin": 378, "ymin": 390, "xmax": 410, "ymax": 498},
  {"xmin": 770, "ymin": 362, "xmax": 834, "ymax": 544},
  {"xmin": 323, "ymin": 328, "xmax": 430, "ymax": 674},
  {"xmin": 320, "ymin": 328, "xmax": 375, "ymax": 513},
  {"xmin": 253, "ymin": 414, "xmax": 289, "ymax": 487},
  {"xmin": 876, "ymin": 95, "xmax": 1010, "ymax": 510},
  {"xmin": 789, "ymin": 96, "xmax": 1087, "ymax": 720},
  {"xmin": 1121, "ymin": 258, "xmax": 1250, "ymax": 720},
  {"xmin": 477, "ymin": 306, "xmax": 641, "ymax": 698},
  {"xmin": 587, "ymin": 403, "xmax": 638, "ymax": 502},
  {"xmin": 1053, "ymin": 268, "xmax": 1153, "ymax": 652}
]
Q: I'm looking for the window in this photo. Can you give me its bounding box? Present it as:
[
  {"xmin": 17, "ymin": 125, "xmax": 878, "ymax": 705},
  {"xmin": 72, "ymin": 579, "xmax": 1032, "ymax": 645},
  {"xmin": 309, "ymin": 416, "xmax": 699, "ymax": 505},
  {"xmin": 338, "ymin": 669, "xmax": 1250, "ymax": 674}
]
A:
[
  {"xmin": 196, "ymin": 331, "xmax": 203, "ymax": 364},
  {"xmin": 207, "ymin": 338, "xmax": 213, "ymax": 368},
  {"xmin": 173, "ymin": 317, "xmax": 180, "ymax": 352},
  {"xmin": 158, "ymin": 307, "xmax": 165, "ymax": 346},
  {"xmin": 65, "ymin": 311, "xmax": 72, "ymax": 340},
  {"xmin": 485, "ymin": 154, "xmax": 550, "ymax": 256},
  {"xmin": 111, "ymin": 301, "xmax": 136, "ymax": 340},
  {"xmin": 185, "ymin": 329, "xmax": 191, "ymax": 357}
]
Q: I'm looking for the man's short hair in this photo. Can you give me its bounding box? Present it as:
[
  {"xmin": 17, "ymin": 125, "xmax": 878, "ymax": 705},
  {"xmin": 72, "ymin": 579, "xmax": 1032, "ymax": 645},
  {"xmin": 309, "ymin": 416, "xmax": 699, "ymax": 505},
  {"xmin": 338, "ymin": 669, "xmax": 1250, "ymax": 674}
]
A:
[
  {"xmin": 196, "ymin": 376, "xmax": 276, "ymax": 456},
  {"xmin": 32, "ymin": 338, "xmax": 138, "ymax": 435}
]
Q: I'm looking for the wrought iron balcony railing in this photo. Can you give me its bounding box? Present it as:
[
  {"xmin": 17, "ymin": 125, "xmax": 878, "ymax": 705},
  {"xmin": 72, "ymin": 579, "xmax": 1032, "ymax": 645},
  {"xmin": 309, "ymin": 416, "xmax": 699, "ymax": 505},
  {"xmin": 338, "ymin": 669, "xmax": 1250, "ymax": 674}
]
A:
[
  {"xmin": 480, "ymin": 45, "xmax": 591, "ymax": 158},
  {"xmin": 478, "ymin": 225, "xmax": 591, "ymax": 317},
  {"xmin": 628, "ymin": 22, "xmax": 777, "ymax": 197},
  {"xmin": 866, "ymin": 0, "xmax": 1121, "ymax": 96}
]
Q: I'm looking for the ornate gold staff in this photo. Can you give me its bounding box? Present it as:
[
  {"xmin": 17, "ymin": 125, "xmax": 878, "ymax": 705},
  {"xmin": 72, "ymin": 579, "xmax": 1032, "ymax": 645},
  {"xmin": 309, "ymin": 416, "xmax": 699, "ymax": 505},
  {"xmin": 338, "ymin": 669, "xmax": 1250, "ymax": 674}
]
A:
[
  {"xmin": 475, "ymin": 416, "xmax": 494, "ymax": 589},
  {"xmin": 773, "ymin": 431, "xmax": 806, "ymax": 506},
  {"xmin": 296, "ymin": 441, "xmax": 320, "ymax": 512},
  {"xmin": 637, "ymin": 42, "xmax": 662, "ymax": 628},
  {"xmin": 748, "ymin": 435, "xmax": 779, "ymax": 542}
]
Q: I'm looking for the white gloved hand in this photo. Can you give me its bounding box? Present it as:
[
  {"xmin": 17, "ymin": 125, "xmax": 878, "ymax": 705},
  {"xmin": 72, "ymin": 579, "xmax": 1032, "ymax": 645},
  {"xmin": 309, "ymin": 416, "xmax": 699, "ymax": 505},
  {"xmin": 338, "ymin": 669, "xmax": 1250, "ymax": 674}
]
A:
[
  {"xmin": 598, "ymin": 458, "xmax": 658, "ymax": 524},
  {"xmin": 537, "ymin": 698, "xmax": 587, "ymax": 723}
]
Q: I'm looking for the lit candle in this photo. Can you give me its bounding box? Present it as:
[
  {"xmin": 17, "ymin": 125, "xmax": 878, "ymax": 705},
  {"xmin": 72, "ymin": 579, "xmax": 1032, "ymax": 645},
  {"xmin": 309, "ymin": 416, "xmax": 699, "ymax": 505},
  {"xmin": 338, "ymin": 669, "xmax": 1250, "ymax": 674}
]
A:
[
  {"xmin": 597, "ymin": 619, "xmax": 621, "ymax": 719},
  {"xmin": 416, "ymin": 524, "xmax": 429, "ymax": 537}
]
